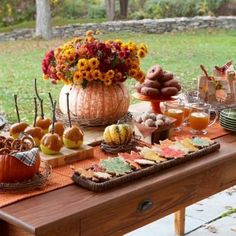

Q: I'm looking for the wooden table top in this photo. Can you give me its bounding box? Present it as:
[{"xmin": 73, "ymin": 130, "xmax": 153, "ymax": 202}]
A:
[{"xmin": 1, "ymin": 102, "xmax": 236, "ymax": 236}]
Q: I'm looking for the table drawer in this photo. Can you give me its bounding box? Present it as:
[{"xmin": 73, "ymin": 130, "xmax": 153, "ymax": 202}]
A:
[{"xmin": 80, "ymin": 163, "xmax": 231, "ymax": 236}]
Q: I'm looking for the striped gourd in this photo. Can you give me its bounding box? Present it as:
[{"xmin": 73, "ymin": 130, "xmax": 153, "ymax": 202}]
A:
[{"xmin": 103, "ymin": 124, "xmax": 132, "ymax": 145}]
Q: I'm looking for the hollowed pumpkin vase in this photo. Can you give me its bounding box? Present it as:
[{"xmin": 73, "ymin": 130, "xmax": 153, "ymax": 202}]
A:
[{"xmin": 59, "ymin": 81, "xmax": 130, "ymax": 126}]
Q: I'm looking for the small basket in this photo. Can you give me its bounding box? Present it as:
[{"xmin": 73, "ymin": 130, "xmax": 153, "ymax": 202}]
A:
[
  {"xmin": 56, "ymin": 109, "xmax": 132, "ymax": 127},
  {"xmin": 100, "ymin": 135, "xmax": 141, "ymax": 154},
  {"xmin": 0, "ymin": 162, "xmax": 52, "ymax": 193}
]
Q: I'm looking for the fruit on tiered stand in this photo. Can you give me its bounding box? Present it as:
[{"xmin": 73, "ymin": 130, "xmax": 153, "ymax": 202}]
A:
[
  {"xmin": 9, "ymin": 95, "xmax": 28, "ymax": 139},
  {"xmin": 136, "ymin": 64, "xmax": 181, "ymax": 98},
  {"xmin": 42, "ymin": 30, "xmax": 147, "ymax": 126},
  {"xmin": 40, "ymin": 101, "xmax": 63, "ymax": 155},
  {"xmin": 63, "ymin": 93, "xmax": 84, "ymax": 149}
]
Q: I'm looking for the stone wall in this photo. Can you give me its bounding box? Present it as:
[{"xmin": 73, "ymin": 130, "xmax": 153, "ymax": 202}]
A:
[{"xmin": 0, "ymin": 16, "xmax": 236, "ymax": 41}]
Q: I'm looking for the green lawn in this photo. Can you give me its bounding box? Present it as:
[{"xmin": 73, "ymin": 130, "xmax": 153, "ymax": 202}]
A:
[{"xmin": 0, "ymin": 29, "xmax": 236, "ymax": 124}]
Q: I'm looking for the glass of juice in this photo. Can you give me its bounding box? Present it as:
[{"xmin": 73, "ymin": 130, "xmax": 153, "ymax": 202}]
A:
[
  {"xmin": 162, "ymin": 101, "xmax": 184, "ymax": 132},
  {"xmin": 189, "ymin": 103, "xmax": 218, "ymax": 135}
]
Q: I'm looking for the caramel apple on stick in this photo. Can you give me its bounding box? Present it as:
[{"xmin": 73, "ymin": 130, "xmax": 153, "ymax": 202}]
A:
[
  {"xmin": 63, "ymin": 93, "xmax": 83, "ymax": 149},
  {"xmin": 40, "ymin": 101, "xmax": 62, "ymax": 155},
  {"xmin": 48, "ymin": 92, "xmax": 64, "ymax": 137},
  {"xmin": 24, "ymin": 97, "xmax": 44, "ymax": 146},
  {"xmin": 34, "ymin": 78, "xmax": 52, "ymax": 134},
  {"xmin": 9, "ymin": 95, "xmax": 28, "ymax": 139}
]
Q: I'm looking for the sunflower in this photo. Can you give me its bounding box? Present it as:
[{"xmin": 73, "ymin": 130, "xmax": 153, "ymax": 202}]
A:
[{"xmin": 91, "ymin": 69, "xmax": 102, "ymax": 80}]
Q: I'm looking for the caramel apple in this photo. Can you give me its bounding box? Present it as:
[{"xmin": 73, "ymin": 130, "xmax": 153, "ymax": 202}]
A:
[
  {"xmin": 25, "ymin": 97, "xmax": 44, "ymax": 146},
  {"xmin": 10, "ymin": 95, "xmax": 28, "ymax": 139},
  {"xmin": 48, "ymin": 92, "xmax": 64, "ymax": 137},
  {"xmin": 40, "ymin": 101, "xmax": 62, "ymax": 155},
  {"xmin": 34, "ymin": 78, "xmax": 52, "ymax": 133},
  {"xmin": 63, "ymin": 93, "xmax": 83, "ymax": 149}
]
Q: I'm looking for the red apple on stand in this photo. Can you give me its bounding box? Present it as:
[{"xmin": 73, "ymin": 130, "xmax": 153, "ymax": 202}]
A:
[
  {"xmin": 25, "ymin": 97, "xmax": 44, "ymax": 146},
  {"xmin": 40, "ymin": 101, "xmax": 63, "ymax": 155},
  {"xmin": 9, "ymin": 94, "xmax": 28, "ymax": 139},
  {"xmin": 63, "ymin": 93, "xmax": 83, "ymax": 149},
  {"xmin": 34, "ymin": 78, "xmax": 52, "ymax": 134}
]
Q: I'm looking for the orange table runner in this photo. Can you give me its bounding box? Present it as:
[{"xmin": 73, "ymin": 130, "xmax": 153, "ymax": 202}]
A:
[{"xmin": 0, "ymin": 122, "xmax": 229, "ymax": 208}]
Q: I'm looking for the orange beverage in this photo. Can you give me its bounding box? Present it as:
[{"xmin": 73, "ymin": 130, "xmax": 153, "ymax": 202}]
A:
[
  {"xmin": 164, "ymin": 108, "xmax": 184, "ymax": 127},
  {"xmin": 189, "ymin": 112, "xmax": 209, "ymax": 131},
  {"xmin": 183, "ymin": 106, "xmax": 192, "ymax": 119}
]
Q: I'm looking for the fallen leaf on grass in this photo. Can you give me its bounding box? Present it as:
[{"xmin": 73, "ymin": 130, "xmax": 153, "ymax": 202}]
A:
[
  {"xmin": 205, "ymin": 225, "xmax": 218, "ymax": 233},
  {"xmin": 231, "ymin": 227, "xmax": 236, "ymax": 232}
]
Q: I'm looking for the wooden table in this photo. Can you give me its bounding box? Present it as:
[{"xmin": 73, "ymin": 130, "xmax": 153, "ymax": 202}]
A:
[{"xmin": 1, "ymin": 102, "xmax": 236, "ymax": 236}]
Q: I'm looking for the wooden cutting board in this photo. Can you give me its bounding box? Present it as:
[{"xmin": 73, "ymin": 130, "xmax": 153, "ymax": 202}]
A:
[{"xmin": 40, "ymin": 144, "xmax": 94, "ymax": 168}]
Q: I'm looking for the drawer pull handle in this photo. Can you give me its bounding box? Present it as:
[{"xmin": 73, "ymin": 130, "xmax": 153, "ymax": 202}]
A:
[{"xmin": 137, "ymin": 199, "xmax": 153, "ymax": 212}]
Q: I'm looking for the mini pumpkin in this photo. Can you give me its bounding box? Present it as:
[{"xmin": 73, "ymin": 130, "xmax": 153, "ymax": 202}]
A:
[{"xmin": 103, "ymin": 124, "xmax": 132, "ymax": 145}]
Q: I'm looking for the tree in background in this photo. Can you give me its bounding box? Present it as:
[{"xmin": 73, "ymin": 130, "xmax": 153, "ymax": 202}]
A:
[
  {"xmin": 105, "ymin": 0, "xmax": 129, "ymax": 21},
  {"xmin": 35, "ymin": 0, "xmax": 52, "ymax": 39}
]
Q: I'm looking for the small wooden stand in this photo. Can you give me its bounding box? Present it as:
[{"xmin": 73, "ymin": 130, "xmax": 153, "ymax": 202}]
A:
[{"xmin": 40, "ymin": 145, "xmax": 94, "ymax": 168}]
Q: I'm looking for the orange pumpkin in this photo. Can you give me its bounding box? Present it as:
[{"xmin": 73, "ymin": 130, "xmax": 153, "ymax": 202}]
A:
[
  {"xmin": 0, "ymin": 153, "xmax": 40, "ymax": 183},
  {"xmin": 59, "ymin": 81, "xmax": 130, "ymax": 125}
]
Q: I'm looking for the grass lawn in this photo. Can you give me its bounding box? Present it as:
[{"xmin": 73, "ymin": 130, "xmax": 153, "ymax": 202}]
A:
[{"xmin": 0, "ymin": 29, "xmax": 236, "ymax": 124}]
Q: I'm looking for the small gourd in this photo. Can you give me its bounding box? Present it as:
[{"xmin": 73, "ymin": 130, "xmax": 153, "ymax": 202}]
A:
[{"xmin": 103, "ymin": 124, "xmax": 132, "ymax": 145}]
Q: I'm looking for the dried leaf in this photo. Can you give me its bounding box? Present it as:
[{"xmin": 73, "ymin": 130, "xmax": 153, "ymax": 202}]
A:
[{"xmin": 205, "ymin": 225, "xmax": 217, "ymax": 233}]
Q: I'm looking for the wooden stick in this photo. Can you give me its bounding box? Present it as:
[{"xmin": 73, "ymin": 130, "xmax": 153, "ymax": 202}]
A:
[
  {"xmin": 48, "ymin": 92, "xmax": 54, "ymax": 110},
  {"xmin": 34, "ymin": 78, "xmax": 44, "ymax": 119},
  {"xmin": 33, "ymin": 97, "xmax": 37, "ymax": 127},
  {"xmin": 200, "ymin": 65, "xmax": 210, "ymax": 80},
  {"xmin": 14, "ymin": 94, "xmax": 20, "ymax": 123},
  {"xmin": 66, "ymin": 93, "xmax": 72, "ymax": 128},
  {"xmin": 51, "ymin": 101, "xmax": 57, "ymax": 134}
]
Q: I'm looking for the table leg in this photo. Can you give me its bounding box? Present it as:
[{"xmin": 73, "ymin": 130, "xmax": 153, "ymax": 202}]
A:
[{"xmin": 174, "ymin": 208, "xmax": 185, "ymax": 236}]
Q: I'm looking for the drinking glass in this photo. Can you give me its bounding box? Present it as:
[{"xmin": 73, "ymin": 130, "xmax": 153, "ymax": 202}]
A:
[
  {"xmin": 189, "ymin": 103, "xmax": 218, "ymax": 135},
  {"xmin": 162, "ymin": 101, "xmax": 184, "ymax": 132}
]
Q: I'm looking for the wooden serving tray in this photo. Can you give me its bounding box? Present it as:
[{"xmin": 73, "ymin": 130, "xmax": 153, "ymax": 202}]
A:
[
  {"xmin": 40, "ymin": 145, "xmax": 94, "ymax": 168},
  {"xmin": 72, "ymin": 142, "xmax": 220, "ymax": 192}
]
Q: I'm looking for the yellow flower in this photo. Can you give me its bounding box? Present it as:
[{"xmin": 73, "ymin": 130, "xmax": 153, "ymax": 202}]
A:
[
  {"xmin": 128, "ymin": 69, "xmax": 139, "ymax": 78},
  {"xmin": 125, "ymin": 58, "xmax": 132, "ymax": 67},
  {"xmin": 114, "ymin": 39, "xmax": 122, "ymax": 46},
  {"xmin": 136, "ymin": 70, "xmax": 145, "ymax": 83},
  {"xmin": 73, "ymin": 71, "xmax": 83, "ymax": 83},
  {"xmin": 104, "ymin": 78, "xmax": 112, "ymax": 86},
  {"xmin": 99, "ymin": 73, "xmax": 106, "ymax": 81},
  {"xmin": 140, "ymin": 43, "xmax": 148, "ymax": 53},
  {"xmin": 43, "ymin": 75, "xmax": 49, "ymax": 80},
  {"xmin": 105, "ymin": 70, "xmax": 115, "ymax": 79},
  {"xmin": 86, "ymin": 30, "xmax": 93, "ymax": 36},
  {"xmin": 138, "ymin": 49, "xmax": 146, "ymax": 58},
  {"xmin": 88, "ymin": 58, "xmax": 99, "ymax": 69},
  {"xmin": 114, "ymin": 72, "xmax": 123, "ymax": 82},
  {"xmin": 91, "ymin": 69, "xmax": 102, "ymax": 80},
  {"xmin": 85, "ymin": 71, "xmax": 93, "ymax": 81},
  {"xmin": 131, "ymin": 62, "xmax": 139, "ymax": 69},
  {"xmin": 78, "ymin": 59, "xmax": 88, "ymax": 70}
]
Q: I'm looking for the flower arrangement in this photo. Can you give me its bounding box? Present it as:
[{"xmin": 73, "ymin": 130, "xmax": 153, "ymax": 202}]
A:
[{"xmin": 42, "ymin": 30, "xmax": 148, "ymax": 87}]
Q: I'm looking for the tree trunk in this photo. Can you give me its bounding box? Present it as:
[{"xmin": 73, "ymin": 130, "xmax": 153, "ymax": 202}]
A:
[
  {"xmin": 105, "ymin": 0, "xmax": 115, "ymax": 21},
  {"xmin": 119, "ymin": 0, "xmax": 128, "ymax": 19},
  {"xmin": 35, "ymin": 0, "xmax": 52, "ymax": 40}
]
